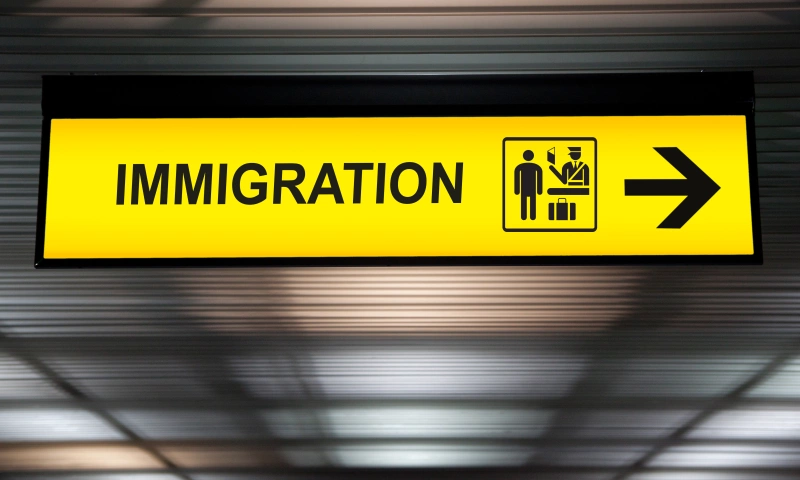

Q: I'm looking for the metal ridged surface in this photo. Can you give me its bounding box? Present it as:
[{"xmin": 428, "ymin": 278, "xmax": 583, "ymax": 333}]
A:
[{"xmin": 0, "ymin": 1, "xmax": 799, "ymax": 479}]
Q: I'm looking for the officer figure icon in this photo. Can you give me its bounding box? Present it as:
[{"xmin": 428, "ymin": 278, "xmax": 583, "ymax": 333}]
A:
[
  {"xmin": 549, "ymin": 146, "xmax": 590, "ymax": 186},
  {"xmin": 513, "ymin": 150, "xmax": 543, "ymax": 220}
]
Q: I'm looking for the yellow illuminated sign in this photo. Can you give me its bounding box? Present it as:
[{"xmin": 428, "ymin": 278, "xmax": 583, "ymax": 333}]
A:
[{"xmin": 40, "ymin": 116, "xmax": 755, "ymax": 262}]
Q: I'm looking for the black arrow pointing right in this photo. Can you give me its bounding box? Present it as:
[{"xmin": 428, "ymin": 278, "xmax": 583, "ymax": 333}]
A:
[{"xmin": 624, "ymin": 147, "xmax": 720, "ymax": 229}]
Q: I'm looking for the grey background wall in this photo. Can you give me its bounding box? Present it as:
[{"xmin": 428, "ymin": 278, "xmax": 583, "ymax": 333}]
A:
[{"xmin": 0, "ymin": 2, "xmax": 799, "ymax": 479}]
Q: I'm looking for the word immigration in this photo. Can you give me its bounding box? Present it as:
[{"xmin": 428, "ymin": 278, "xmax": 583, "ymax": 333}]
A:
[{"xmin": 115, "ymin": 162, "xmax": 464, "ymax": 206}]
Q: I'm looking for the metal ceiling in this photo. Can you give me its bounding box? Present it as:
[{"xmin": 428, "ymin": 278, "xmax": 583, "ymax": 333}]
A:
[{"xmin": 1, "ymin": 1, "xmax": 800, "ymax": 479}]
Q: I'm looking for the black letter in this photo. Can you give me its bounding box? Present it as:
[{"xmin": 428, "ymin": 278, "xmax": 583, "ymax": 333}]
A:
[
  {"xmin": 376, "ymin": 163, "xmax": 386, "ymax": 204},
  {"xmin": 232, "ymin": 163, "xmax": 267, "ymax": 205},
  {"xmin": 274, "ymin": 163, "xmax": 306, "ymax": 204},
  {"xmin": 308, "ymin": 163, "xmax": 344, "ymax": 204},
  {"xmin": 390, "ymin": 162, "xmax": 426, "ymax": 204},
  {"xmin": 116, "ymin": 164, "xmax": 126, "ymax": 205},
  {"xmin": 131, "ymin": 164, "xmax": 169, "ymax": 205},
  {"xmin": 175, "ymin": 164, "xmax": 213, "ymax": 205},
  {"xmin": 344, "ymin": 163, "xmax": 374, "ymax": 204},
  {"xmin": 218, "ymin": 164, "xmax": 228, "ymax": 205},
  {"xmin": 432, "ymin": 162, "xmax": 463, "ymax": 203}
]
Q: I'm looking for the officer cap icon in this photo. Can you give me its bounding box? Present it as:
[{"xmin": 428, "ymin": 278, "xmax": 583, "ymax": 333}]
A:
[{"xmin": 568, "ymin": 146, "xmax": 582, "ymax": 160}]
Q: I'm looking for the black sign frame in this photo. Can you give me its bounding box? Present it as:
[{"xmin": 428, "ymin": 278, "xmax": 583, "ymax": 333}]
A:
[{"xmin": 35, "ymin": 73, "xmax": 761, "ymax": 267}]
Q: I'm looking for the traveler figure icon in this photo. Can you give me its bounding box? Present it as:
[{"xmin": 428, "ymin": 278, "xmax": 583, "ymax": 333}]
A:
[
  {"xmin": 514, "ymin": 150, "xmax": 543, "ymax": 220},
  {"xmin": 549, "ymin": 146, "xmax": 590, "ymax": 186}
]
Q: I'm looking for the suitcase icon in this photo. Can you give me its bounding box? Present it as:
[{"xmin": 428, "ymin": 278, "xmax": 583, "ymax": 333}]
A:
[{"xmin": 548, "ymin": 198, "xmax": 576, "ymax": 221}]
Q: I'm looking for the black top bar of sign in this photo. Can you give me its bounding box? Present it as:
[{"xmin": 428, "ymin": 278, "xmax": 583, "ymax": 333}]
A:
[{"xmin": 42, "ymin": 72, "xmax": 754, "ymax": 119}]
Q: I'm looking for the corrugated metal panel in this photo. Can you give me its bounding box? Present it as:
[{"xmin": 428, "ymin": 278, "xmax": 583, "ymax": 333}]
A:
[{"xmin": 0, "ymin": 2, "xmax": 799, "ymax": 480}]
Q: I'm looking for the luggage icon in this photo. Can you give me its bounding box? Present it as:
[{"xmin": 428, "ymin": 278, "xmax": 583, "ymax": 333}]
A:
[{"xmin": 548, "ymin": 198, "xmax": 576, "ymax": 221}]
